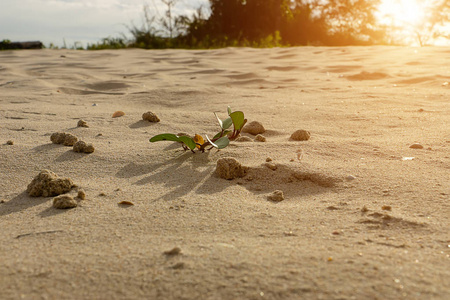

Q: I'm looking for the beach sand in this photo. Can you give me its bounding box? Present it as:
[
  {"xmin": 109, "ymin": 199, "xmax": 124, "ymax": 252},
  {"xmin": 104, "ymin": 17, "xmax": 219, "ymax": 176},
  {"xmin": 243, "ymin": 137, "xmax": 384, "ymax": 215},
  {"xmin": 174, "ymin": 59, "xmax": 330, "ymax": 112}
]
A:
[{"xmin": 0, "ymin": 46, "xmax": 449, "ymax": 299}]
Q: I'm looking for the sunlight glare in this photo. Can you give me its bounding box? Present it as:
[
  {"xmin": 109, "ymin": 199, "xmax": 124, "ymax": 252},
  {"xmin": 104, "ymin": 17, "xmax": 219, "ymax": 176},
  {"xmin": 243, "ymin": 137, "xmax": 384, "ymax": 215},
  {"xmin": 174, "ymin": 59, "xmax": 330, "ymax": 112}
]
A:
[{"xmin": 378, "ymin": 0, "xmax": 426, "ymax": 27}]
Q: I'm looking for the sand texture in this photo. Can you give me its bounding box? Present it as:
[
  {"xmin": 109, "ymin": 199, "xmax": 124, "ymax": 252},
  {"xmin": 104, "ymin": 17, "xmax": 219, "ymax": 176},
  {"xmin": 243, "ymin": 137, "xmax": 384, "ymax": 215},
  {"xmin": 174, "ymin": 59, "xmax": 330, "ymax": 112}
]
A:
[{"xmin": 0, "ymin": 46, "xmax": 449, "ymax": 299}]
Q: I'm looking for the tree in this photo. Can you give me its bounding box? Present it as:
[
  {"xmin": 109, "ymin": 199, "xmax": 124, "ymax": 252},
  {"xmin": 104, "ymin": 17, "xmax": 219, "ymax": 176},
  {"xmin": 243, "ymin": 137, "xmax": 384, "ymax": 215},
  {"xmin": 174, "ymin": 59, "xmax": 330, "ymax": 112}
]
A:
[
  {"xmin": 318, "ymin": 0, "xmax": 384, "ymax": 45},
  {"xmin": 414, "ymin": 0, "xmax": 449, "ymax": 46}
]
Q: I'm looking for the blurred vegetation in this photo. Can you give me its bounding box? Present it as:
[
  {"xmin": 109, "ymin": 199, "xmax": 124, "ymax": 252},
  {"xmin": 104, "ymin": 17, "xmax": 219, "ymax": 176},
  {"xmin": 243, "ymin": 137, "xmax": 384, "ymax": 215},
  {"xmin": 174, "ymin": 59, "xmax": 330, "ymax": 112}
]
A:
[{"xmin": 2, "ymin": 0, "xmax": 449, "ymax": 50}]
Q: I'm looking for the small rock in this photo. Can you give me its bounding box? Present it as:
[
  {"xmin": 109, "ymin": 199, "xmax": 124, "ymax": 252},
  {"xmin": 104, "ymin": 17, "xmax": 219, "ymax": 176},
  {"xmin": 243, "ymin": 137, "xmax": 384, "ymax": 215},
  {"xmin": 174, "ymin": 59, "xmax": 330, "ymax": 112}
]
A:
[
  {"xmin": 255, "ymin": 134, "xmax": 266, "ymax": 142},
  {"xmin": 242, "ymin": 121, "xmax": 265, "ymax": 135},
  {"xmin": 361, "ymin": 206, "xmax": 369, "ymax": 213},
  {"xmin": 142, "ymin": 111, "xmax": 160, "ymax": 122},
  {"xmin": 346, "ymin": 175, "xmax": 356, "ymax": 181},
  {"xmin": 27, "ymin": 170, "xmax": 74, "ymax": 197},
  {"xmin": 382, "ymin": 205, "xmax": 392, "ymax": 211},
  {"xmin": 50, "ymin": 132, "xmax": 65, "ymax": 144},
  {"xmin": 235, "ymin": 136, "xmax": 253, "ymax": 142},
  {"xmin": 77, "ymin": 119, "xmax": 89, "ymax": 128},
  {"xmin": 164, "ymin": 247, "xmax": 182, "ymax": 256},
  {"xmin": 50, "ymin": 132, "xmax": 78, "ymax": 146},
  {"xmin": 409, "ymin": 143, "xmax": 423, "ymax": 149},
  {"xmin": 215, "ymin": 157, "xmax": 248, "ymax": 180},
  {"xmin": 118, "ymin": 201, "xmax": 134, "ymax": 206},
  {"xmin": 266, "ymin": 157, "xmax": 273, "ymax": 162},
  {"xmin": 171, "ymin": 262, "xmax": 185, "ymax": 269},
  {"xmin": 77, "ymin": 190, "xmax": 86, "ymax": 200},
  {"xmin": 73, "ymin": 141, "xmax": 95, "ymax": 153},
  {"xmin": 53, "ymin": 195, "xmax": 77, "ymax": 209},
  {"xmin": 290, "ymin": 129, "xmax": 311, "ymax": 141},
  {"xmin": 264, "ymin": 162, "xmax": 277, "ymax": 171},
  {"xmin": 6, "ymin": 140, "xmax": 14, "ymax": 145},
  {"xmin": 63, "ymin": 134, "xmax": 77, "ymax": 146},
  {"xmin": 267, "ymin": 190, "xmax": 284, "ymax": 202},
  {"xmin": 112, "ymin": 111, "xmax": 125, "ymax": 118}
]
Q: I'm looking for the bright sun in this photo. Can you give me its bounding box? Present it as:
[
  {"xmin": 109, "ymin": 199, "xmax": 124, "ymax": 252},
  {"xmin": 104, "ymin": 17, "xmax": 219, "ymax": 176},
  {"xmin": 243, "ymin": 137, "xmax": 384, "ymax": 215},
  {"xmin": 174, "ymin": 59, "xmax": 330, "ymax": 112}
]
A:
[{"xmin": 377, "ymin": 0, "xmax": 426, "ymax": 27}]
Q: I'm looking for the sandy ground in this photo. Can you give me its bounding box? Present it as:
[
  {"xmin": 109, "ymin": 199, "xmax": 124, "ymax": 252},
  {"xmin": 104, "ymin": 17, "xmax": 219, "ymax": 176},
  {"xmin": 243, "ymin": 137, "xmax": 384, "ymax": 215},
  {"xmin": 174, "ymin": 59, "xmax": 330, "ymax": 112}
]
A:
[{"xmin": 0, "ymin": 46, "xmax": 449, "ymax": 300}]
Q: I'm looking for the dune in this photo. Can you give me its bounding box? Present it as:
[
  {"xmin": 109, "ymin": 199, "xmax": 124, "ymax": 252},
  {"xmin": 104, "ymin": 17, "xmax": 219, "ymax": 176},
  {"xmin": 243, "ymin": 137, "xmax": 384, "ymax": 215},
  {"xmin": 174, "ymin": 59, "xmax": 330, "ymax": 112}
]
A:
[{"xmin": 0, "ymin": 46, "xmax": 449, "ymax": 299}]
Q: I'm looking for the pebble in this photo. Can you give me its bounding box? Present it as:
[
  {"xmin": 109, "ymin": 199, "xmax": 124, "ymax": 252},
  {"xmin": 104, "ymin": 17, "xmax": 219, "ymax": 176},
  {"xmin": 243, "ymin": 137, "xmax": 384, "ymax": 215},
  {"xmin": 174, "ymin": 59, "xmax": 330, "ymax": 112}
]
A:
[
  {"xmin": 171, "ymin": 262, "xmax": 185, "ymax": 269},
  {"xmin": 142, "ymin": 111, "xmax": 160, "ymax": 122},
  {"xmin": 266, "ymin": 157, "xmax": 273, "ymax": 162},
  {"xmin": 53, "ymin": 195, "xmax": 77, "ymax": 209},
  {"xmin": 77, "ymin": 190, "xmax": 86, "ymax": 200},
  {"xmin": 112, "ymin": 111, "xmax": 125, "ymax": 118},
  {"xmin": 267, "ymin": 190, "xmax": 284, "ymax": 202},
  {"xmin": 6, "ymin": 140, "xmax": 14, "ymax": 145},
  {"xmin": 346, "ymin": 175, "xmax": 356, "ymax": 181},
  {"xmin": 264, "ymin": 162, "xmax": 277, "ymax": 171},
  {"xmin": 118, "ymin": 200, "xmax": 134, "ymax": 206},
  {"xmin": 409, "ymin": 143, "xmax": 424, "ymax": 149},
  {"xmin": 382, "ymin": 205, "xmax": 392, "ymax": 211},
  {"xmin": 241, "ymin": 121, "xmax": 265, "ymax": 135},
  {"xmin": 77, "ymin": 119, "xmax": 89, "ymax": 128},
  {"xmin": 235, "ymin": 136, "xmax": 253, "ymax": 142},
  {"xmin": 255, "ymin": 134, "xmax": 266, "ymax": 142},
  {"xmin": 164, "ymin": 247, "xmax": 182, "ymax": 256},
  {"xmin": 290, "ymin": 129, "xmax": 311, "ymax": 141},
  {"xmin": 73, "ymin": 141, "xmax": 95, "ymax": 153}
]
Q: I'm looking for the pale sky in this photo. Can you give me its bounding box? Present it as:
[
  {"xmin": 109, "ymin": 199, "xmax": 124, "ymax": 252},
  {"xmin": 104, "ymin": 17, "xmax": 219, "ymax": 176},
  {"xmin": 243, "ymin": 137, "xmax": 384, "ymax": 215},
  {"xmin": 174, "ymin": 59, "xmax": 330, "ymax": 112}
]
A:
[{"xmin": 0, "ymin": 0, "xmax": 209, "ymax": 47}]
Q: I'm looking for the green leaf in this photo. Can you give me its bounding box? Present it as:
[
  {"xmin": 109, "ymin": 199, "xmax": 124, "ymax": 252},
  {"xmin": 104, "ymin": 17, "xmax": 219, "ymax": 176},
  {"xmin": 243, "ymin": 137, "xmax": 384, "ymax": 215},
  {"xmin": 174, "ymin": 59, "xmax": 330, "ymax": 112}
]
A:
[
  {"xmin": 222, "ymin": 117, "xmax": 233, "ymax": 130},
  {"xmin": 178, "ymin": 136, "xmax": 197, "ymax": 150},
  {"xmin": 213, "ymin": 130, "xmax": 231, "ymax": 139},
  {"xmin": 214, "ymin": 112, "xmax": 232, "ymax": 130},
  {"xmin": 215, "ymin": 136, "xmax": 230, "ymax": 149},
  {"xmin": 227, "ymin": 106, "xmax": 232, "ymax": 115},
  {"xmin": 149, "ymin": 133, "xmax": 196, "ymax": 150},
  {"xmin": 206, "ymin": 135, "xmax": 230, "ymax": 149},
  {"xmin": 230, "ymin": 111, "xmax": 245, "ymax": 131},
  {"xmin": 149, "ymin": 133, "xmax": 180, "ymax": 143}
]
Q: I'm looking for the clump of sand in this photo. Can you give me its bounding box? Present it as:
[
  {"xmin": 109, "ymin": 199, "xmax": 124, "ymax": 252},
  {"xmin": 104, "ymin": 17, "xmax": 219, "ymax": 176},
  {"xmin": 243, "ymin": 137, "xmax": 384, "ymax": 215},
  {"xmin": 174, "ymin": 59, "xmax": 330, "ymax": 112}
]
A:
[
  {"xmin": 242, "ymin": 121, "xmax": 265, "ymax": 135},
  {"xmin": 255, "ymin": 134, "xmax": 266, "ymax": 142},
  {"xmin": 27, "ymin": 170, "xmax": 74, "ymax": 197},
  {"xmin": 73, "ymin": 141, "xmax": 95, "ymax": 153},
  {"xmin": 236, "ymin": 136, "xmax": 253, "ymax": 142},
  {"xmin": 51, "ymin": 132, "xmax": 78, "ymax": 146},
  {"xmin": 215, "ymin": 157, "xmax": 248, "ymax": 180},
  {"xmin": 53, "ymin": 195, "xmax": 77, "ymax": 209},
  {"xmin": 267, "ymin": 190, "xmax": 284, "ymax": 202},
  {"xmin": 142, "ymin": 111, "xmax": 160, "ymax": 122},
  {"xmin": 290, "ymin": 129, "xmax": 311, "ymax": 141},
  {"xmin": 77, "ymin": 119, "xmax": 89, "ymax": 128}
]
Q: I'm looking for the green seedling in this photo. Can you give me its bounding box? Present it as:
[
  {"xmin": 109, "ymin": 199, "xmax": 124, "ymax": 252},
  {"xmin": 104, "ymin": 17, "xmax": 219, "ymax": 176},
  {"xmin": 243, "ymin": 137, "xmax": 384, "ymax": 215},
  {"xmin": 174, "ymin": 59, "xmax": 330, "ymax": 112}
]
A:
[{"xmin": 149, "ymin": 106, "xmax": 247, "ymax": 152}]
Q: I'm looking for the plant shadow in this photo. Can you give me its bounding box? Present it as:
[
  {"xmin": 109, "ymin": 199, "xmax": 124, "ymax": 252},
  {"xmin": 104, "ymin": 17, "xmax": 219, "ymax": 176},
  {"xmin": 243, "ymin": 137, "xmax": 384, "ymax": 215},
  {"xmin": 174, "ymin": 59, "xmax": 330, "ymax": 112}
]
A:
[{"xmin": 116, "ymin": 150, "xmax": 227, "ymax": 201}]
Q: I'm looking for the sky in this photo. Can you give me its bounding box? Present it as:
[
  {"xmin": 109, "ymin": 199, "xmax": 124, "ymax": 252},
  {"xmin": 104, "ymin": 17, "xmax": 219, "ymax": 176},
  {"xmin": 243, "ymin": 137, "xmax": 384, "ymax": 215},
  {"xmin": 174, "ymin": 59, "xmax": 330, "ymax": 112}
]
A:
[{"xmin": 0, "ymin": 0, "xmax": 209, "ymax": 47}]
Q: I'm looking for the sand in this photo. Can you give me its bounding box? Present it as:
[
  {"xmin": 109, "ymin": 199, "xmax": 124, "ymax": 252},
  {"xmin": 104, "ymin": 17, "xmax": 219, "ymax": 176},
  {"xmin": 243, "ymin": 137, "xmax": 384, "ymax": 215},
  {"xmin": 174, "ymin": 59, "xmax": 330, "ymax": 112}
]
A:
[{"xmin": 0, "ymin": 46, "xmax": 449, "ymax": 299}]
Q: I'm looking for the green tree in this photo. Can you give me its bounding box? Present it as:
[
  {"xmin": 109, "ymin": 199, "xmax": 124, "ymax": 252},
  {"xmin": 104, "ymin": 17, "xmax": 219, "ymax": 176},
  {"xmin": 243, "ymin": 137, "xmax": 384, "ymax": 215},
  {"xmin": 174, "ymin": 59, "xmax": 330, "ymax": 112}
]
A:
[{"xmin": 318, "ymin": 0, "xmax": 384, "ymax": 45}]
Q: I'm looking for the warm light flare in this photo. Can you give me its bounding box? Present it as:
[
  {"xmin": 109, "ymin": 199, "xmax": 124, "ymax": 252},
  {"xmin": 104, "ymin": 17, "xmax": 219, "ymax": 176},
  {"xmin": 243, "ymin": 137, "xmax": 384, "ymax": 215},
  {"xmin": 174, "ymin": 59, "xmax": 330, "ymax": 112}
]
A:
[{"xmin": 377, "ymin": 0, "xmax": 426, "ymax": 27}]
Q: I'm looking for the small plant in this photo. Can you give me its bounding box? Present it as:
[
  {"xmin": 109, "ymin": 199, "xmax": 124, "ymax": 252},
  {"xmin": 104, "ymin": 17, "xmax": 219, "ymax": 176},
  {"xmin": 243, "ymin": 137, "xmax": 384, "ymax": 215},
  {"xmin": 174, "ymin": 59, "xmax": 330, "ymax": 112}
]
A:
[{"xmin": 150, "ymin": 106, "xmax": 247, "ymax": 152}]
